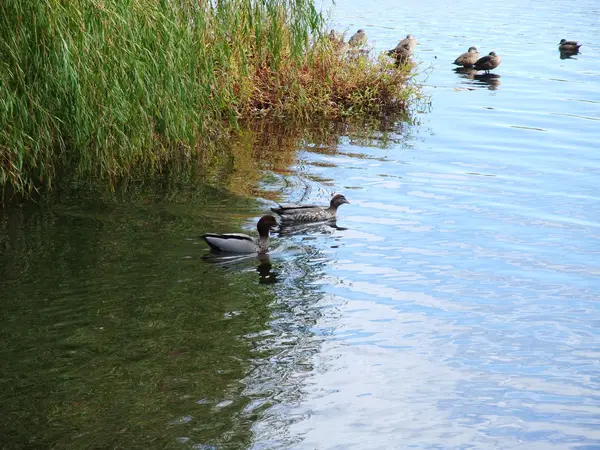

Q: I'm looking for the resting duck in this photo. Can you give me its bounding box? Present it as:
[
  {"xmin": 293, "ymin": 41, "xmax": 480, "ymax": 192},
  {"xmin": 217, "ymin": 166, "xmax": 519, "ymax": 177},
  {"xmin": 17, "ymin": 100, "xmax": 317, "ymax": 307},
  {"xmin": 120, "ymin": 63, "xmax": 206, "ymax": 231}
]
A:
[
  {"xmin": 474, "ymin": 51, "xmax": 501, "ymax": 73},
  {"xmin": 453, "ymin": 46, "xmax": 479, "ymax": 67},
  {"xmin": 348, "ymin": 29, "xmax": 367, "ymax": 47},
  {"xmin": 396, "ymin": 34, "xmax": 418, "ymax": 51},
  {"xmin": 558, "ymin": 39, "xmax": 582, "ymax": 51},
  {"xmin": 270, "ymin": 194, "xmax": 350, "ymax": 223},
  {"xmin": 387, "ymin": 42, "xmax": 412, "ymax": 63},
  {"xmin": 202, "ymin": 215, "xmax": 277, "ymax": 254},
  {"xmin": 387, "ymin": 34, "xmax": 418, "ymax": 64}
]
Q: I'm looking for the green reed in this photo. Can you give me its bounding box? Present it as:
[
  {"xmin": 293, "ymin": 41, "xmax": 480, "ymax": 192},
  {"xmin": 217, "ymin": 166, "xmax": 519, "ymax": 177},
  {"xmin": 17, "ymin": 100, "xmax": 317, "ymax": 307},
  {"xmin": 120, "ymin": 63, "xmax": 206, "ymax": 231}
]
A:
[{"xmin": 0, "ymin": 0, "xmax": 419, "ymax": 199}]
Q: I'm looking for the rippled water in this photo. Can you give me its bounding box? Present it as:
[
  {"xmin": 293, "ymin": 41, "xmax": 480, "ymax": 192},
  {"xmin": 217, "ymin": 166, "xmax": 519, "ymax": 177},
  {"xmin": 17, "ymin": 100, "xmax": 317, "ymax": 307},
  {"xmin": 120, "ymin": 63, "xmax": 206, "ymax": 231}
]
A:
[{"xmin": 2, "ymin": 0, "xmax": 600, "ymax": 448}]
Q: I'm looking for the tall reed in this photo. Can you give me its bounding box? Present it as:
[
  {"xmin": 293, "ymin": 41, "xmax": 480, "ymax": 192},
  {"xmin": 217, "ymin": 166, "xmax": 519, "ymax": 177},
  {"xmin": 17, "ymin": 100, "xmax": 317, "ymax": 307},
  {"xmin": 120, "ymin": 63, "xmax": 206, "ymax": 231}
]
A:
[{"xmin": 0, "ymin": 0, "xmax": 418, "ymax": 198}]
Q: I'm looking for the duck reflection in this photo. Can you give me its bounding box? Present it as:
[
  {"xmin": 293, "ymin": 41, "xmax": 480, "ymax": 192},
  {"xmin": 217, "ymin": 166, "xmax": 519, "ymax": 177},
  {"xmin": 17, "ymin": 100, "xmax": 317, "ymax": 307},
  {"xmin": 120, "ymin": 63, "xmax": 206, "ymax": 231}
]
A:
[
  {"xmin": 474, "ymin": 73, "xmax": 501, "ymax": 90},
  {"xmin": 256, "ymin": 253, "xmax": 277, "ymax": 284},
  {"xmin": 454, "ymin": 66, "xmax": 478, "ymax": 78},
  {"xmin": 202, "ymin": 252, "xmax": 278, "ymax": 284},
  {"xmin": 453, "ymin": 67, "xmax": 500, "ymax": 90},
  {"xmin": 560, "ymin": 49, "xmax": 580, "ymax": 60},
  {"xmin": 277, "ymin": 219, "xmax": 348, "ymax": 237}
]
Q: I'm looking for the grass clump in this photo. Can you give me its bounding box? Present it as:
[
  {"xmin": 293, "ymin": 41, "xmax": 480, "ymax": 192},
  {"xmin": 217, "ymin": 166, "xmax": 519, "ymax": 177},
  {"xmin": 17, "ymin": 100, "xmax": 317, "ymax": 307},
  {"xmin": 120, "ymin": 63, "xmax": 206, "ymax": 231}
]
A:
[{"xmin": 0, "ymin": 0, "xmax": 421, "ymax": 199}]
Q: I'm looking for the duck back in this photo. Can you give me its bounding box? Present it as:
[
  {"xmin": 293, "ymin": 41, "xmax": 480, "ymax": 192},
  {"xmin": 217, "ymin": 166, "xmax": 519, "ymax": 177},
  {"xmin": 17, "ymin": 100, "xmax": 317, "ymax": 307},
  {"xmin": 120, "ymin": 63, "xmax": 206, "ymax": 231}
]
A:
[{"xmin": 202, "ymin": 233, "xmax": 258, "ymax": 253}]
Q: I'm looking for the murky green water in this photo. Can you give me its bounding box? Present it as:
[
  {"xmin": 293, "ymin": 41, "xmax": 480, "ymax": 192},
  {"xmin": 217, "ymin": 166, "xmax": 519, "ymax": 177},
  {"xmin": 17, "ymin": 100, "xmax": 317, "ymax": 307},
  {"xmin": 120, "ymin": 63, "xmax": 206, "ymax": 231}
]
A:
[{"xmin": 2, "ymin": 0, "xmax": 600, "ymax": 448}]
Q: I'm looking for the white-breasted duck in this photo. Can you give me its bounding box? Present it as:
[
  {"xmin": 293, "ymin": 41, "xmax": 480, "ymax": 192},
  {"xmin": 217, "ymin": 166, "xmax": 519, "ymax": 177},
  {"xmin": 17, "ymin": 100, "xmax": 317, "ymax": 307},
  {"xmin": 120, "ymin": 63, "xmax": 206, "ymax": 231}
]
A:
[
  {"xmin": 270, "ymin": 194, "xmax": 350, "ymax": 223},
  {"xmin": 453, "ymin": 46, "xmax": 479, "ymax": 67},
  {"xmin": 202, "ymin": 215, "xmax": 278, "ymax": 254},
  {"xmin": 559, "ymin": 39, "xmax": 582, "ymax": 51},
  {"xmin": 474, "ymin": 51, "xmax": 501, "ymax": 74}
]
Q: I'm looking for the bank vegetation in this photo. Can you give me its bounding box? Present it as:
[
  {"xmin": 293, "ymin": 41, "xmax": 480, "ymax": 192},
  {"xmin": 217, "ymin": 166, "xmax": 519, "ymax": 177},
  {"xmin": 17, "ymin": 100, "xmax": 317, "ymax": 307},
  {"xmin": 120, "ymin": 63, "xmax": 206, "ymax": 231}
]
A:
[{"xmin": 0, "ymin": 0, "xmax": 422, "ymax": 199}]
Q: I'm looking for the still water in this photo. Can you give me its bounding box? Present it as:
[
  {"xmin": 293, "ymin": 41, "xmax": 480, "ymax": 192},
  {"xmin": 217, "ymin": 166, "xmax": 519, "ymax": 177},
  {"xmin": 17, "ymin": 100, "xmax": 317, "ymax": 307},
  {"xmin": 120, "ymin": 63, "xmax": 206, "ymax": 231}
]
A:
[{"xmin": 2, "ymin": 0, "xmax": 600, "ymax": 448}]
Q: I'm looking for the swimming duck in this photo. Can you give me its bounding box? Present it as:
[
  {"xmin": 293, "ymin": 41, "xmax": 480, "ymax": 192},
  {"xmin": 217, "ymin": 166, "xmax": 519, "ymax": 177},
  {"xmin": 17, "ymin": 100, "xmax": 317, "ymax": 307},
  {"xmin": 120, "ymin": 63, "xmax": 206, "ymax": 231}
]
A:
[
  {"xmin": 474, "ymin": 51, "xmax": 501, "ymax": 73},
  {"xmin": 558, "ymin": 39, "xmax": 582, "ymax": 51},
  {"xmin": 270, "ymin": 194, "xmax": 350, "ymax": 223},
  {"xmin": 202, "ymin": 215, "xmax": 278, "ymax": 254},
  {"xmin": 453, "ymin": 46, "xmax": 479, "ymax": 67},
  {"xmin": 348, "ymin": 29, "xmax": 367, "ymax": 47}
]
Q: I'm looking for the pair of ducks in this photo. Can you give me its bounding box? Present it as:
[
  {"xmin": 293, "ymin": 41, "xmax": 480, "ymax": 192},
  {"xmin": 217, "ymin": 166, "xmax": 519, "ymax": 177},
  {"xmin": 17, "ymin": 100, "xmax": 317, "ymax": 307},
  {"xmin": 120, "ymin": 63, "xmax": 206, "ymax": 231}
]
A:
[
  {"xmin": 202, "ymin": 194, "xmax": 350, "ymax": 254},
  {"xmin": 345, "ymin": 30, "xmax": 418, "ymax": 64},
  {"xmin": 453, "ymin": 47, "xmax": 501, "ymax": 73},
  {"xmin": 453, "ymin": 39, "xmax": 582, "ymax": 72}
]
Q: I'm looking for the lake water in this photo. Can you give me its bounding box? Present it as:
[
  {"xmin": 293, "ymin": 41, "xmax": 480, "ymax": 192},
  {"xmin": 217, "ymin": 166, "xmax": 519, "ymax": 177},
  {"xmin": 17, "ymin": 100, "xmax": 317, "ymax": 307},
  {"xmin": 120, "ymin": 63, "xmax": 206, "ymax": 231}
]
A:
[{"xmin": 1, "ymin": 0, "xmax": 600, "ymax": 448}]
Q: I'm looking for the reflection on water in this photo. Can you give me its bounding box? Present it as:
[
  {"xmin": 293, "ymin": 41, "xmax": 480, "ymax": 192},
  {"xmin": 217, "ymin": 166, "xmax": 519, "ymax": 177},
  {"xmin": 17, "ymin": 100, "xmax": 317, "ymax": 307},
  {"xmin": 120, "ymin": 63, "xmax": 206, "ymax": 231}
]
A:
[
  {"xmin": 277, "ymin": 220, "xmax": 348, "ymax": 237},
  {"xmin": 203, "ymin": 252, "xmax": 280, "ymax": 285},
  {"xmin": 256, "ymin": 254, "xmax": 278, "ymax": 285},
  {"xmin": 454, "ymin": 68, "xmax": 502, "ymax": 90},
  {"xmin": 560, "ymin": 49, "xmax": 580, "ymax": 59},
  {"xmin": 474, "ymin": 73, "xmax": 501, "ymax": 90}
]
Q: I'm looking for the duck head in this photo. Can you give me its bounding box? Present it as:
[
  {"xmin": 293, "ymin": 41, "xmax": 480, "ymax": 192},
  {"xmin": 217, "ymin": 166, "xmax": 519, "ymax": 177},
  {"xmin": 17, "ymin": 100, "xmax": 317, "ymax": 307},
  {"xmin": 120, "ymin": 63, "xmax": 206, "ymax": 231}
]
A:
[
  {"xmin": 357, "ymin": 29, "xmax": 365, "ymax": 34},
  {"xmin": 468, "ymin": 46, "xmax": 478, "ymax": 52},
  {"xmin": 330, "ymin": 194, "xmax": 350, "ymax": 209},
  {"xmin": 257, "ymin": 215, "xmax": 278, "ymax": 237},
  {"xmin": 559, "ymin": 39, "xmax": 567, "ymax": 45},
  {"xmin": 489, "ymin": 51, "xmax": 497, "ymax": 56}
]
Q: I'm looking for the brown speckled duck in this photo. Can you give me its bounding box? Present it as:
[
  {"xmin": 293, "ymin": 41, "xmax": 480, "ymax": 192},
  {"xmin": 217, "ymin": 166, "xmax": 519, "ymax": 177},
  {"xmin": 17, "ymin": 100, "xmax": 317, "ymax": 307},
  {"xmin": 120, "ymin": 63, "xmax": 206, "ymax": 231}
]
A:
[
  {"xmin": 474, "ymin": 51, "xmax": 501, "ymax": 74},
  {"xmin": 453, "ymin": 46, "xmax": 479, "ymax": 67},
  {"xmin": 387, "ymin": 35, "xmax": 417, "ymax": 63},
  {"xmin": 395, "ymin": 34, "xmax": 418, "ymax": 51},
  {"xmin": 271, "ymin": 194, "xmax": 350, "ymax": 223},
  {"xmin": 387, "ymin": 42, "xmax": 412, "ymax": 63},
  {"xmin": 348, "ymin": 29, "xmax": 367, "ymax": 47}
]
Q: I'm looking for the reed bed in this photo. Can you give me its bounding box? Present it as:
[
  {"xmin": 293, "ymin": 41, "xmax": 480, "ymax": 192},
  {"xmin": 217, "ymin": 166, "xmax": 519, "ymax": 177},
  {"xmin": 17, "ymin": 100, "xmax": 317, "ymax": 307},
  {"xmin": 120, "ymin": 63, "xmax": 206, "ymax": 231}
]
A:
[{"xmin": 0, "ymin": 0, "xmax": 420, "ymax": 198}]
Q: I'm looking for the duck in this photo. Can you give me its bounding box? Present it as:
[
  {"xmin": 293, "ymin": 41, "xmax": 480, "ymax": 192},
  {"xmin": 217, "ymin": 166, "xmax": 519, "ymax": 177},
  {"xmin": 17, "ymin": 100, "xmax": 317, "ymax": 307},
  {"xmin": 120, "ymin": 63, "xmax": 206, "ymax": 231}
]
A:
[
  {"xmin": 328, "ymin": 29, "xmax": 349, "ymax": 53},
  {"xmin": 387, "ymin": 34, "xmax": 418, "ymax": 63},
  {"xmin": 202, "ymin": 215, "xmax": 278, "ymax": 254},
  {"xmin": 396, "ymin": 34, "xmax": 418, "ymax": 51},
  {"xmin": 270, "ymin": 194, "xmax": 350, "ymax": 223},
  {"xmin": 387, "ymin": 42, "xmax": 413, "ymax": 64},
  {"xmin": 453, "ymin": 46, "xmax": 479, "ymax": 67},
  {"xmin": 348, "ymin": 29, "xmax": 367, "ymax": 47},
  {"xmin": 474, "ymin": 51, "xmax": 501, "ymax": 74},
  {"xmin": 558, "ymin": 39, "xmax": 582, "ymax": 52},
  {"xmin": 387, "ymin": 34, "xmax": 418, "ymax": 53}
]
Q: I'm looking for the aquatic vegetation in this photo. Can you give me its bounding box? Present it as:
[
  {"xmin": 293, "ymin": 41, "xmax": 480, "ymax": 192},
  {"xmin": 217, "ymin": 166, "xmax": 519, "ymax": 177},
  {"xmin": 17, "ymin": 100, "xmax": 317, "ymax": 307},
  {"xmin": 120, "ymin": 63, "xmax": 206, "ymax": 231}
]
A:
[{"xmin": 0, "ymin": 0, "xmax": 421, "ymax": 199}]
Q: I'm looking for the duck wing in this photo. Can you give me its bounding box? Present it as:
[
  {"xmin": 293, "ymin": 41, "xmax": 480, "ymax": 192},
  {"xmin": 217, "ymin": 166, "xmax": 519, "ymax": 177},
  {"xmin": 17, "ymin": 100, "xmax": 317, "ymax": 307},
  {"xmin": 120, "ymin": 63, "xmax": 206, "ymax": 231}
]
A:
[
  {"xmin": 454, "ymin": 52, "xmax": 469, "ymax": 65},
  {"xmin": 474, "ymin": 55, "xmax": 491, "ymax": 70},
  {"xmin": 454, "ymin": 51, "xmax": 478, "ymax": 66},
  {"xmin": 270, "ymin": 204, "xmax": 323, "ymax": 216},
  {"xmin": 202, "ymin": 233, "xmax": 257, "ymax": 253}
]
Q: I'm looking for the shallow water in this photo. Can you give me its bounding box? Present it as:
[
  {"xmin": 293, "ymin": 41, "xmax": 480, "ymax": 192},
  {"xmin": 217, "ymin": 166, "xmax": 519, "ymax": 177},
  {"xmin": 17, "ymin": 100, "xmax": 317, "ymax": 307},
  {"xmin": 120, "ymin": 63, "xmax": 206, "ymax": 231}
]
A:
[{"xmin": 2, "ymin": 0, "xmax": 600, "ymax": 448}]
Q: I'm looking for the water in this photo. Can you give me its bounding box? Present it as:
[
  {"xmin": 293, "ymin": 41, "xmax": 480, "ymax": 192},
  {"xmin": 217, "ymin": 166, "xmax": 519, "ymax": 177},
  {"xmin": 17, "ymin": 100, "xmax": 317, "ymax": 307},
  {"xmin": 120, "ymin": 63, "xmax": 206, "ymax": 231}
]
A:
[{"xmin": 1, "ymin": 0, "xmax": 600, "ymax": 448}]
